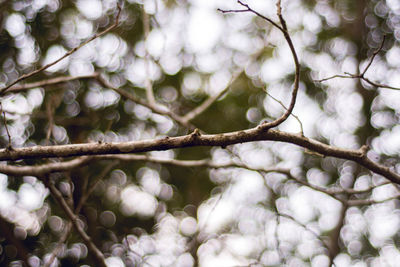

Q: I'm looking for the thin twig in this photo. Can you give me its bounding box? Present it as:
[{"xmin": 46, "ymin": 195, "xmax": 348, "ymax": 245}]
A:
[
  {"xmin": 96, "ymin": 75, "xmax": 197, "ymax": 130},
  {"xmin": 360, "ymin": 36, "xmax": 386, "ymax": 76},
  {"xmin": 330, "ymin": 181, "xmax": 391, "ymax": 195},
  {"xmin": 43, "ymin": 223, "xmax": 71, "ymax": 267},
  {"xmin": 180, "ymin": 47, "xmax": 265, "ymax": 123},
  {"xmin": 219, "ymin": 1, "xmax": 301, "ymax": 130},
  {"xmin": 277, "ymin": 212, "xmax": 329, "ymax": 253},
  {"xmin": 182, "ymin": 68, "xmax": 244, "ymax": 123},
  {"xmin": 260, "ymin": 0, "xmax": 301, "ymax": 130},
  {"xmin": 45, "ymin": 96, "xmax": 55, "ymax": 145},
  {"xmin": 0, "ymin": 214, "xmax": 32, "ymax": 267},
  {"xmin": 269, "ymin": 192, "xmax": 284, "ymax": 265},
  {"xmin": 315, "ymin": 71, "xmax": 400, "ymax": 91},
  {"xmin": 0, "ymin": 5, "xmax": 121, "ymax": 96},
  {"xmin": 348, "ymin": 194, "xmax": 400, "ymax": 206},
  {"xmin": 142, "ymin": 7, "xmax": 157, "ymax": 107},
  {"xmin": 2, "ymin": 73, "xmax": 98, "ymax": 95},
  {"xmin": 45, "ymin": 163, "xmax": 117, "ymax": 267},
  {"xmin": 44, "ymin": 177, "xmax": 107, "ymax": 267},
  {"xmin": 0, "ymin": 103, "xmax": 12, "ymax": 149},
  {"xmin": 0, "ymin": 156, "xmax": 93, "ymax": 176},
  {"xmin": 0, "ymin": 153, "xmax": 391, "ymax": 201},
  {"xmin": 314, "ymin": 74, "xmax": 352, "ymax": 83},
  {"xmin": 75, "ymin": 161, "xmax": 118, "ymax": 213},
  {"xmin": 200, "ymin": 183, "xmax": 233, "ymax": 233},
  {"xmin": 218, "ymin": 1, "xmax": 284, "ymax": 32},
  {"xmin": 361, "ymin": 76, "xmax": 400, "ymax": 90},
  {"xmin": 315, "ymin": 36, "xmax": 400, "ymax": 90},
  {"xmin": 263, "ymin": 88, "xmax": 304, "ymax": 135},
  {"xmin": 88, "ymin": 155, "xmax": 395, "ymax": 200},
  {"xmin": 2, "ymin": 72, "xmax": 200, "ymax": 131}
]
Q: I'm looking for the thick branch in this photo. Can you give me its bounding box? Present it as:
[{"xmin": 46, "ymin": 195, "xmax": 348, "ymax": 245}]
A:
[{"xmin": 0, "ymin": 128, "xmax": 399, "ymax": 184}]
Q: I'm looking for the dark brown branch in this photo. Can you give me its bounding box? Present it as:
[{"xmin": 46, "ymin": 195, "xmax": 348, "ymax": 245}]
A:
[
  {"xmin": 361, "ymin": 76, "xmax": 400, "ymax": 90},
  {"xmin": 219, "ymin": 1, "xmax": 301, "ymax": 130},
  {"xmin": 315, "ymin": 72, "xmax": 400, "ymax": 91},
  {"xmin": 45, "ymin": 94, "xmax": 58, "ymax": 145},
  {"xmin": 218, "ymin": 1, "xmax": 284, "ymax": 31},
  {"xmin": 360, "ymin": 36, "xmax": 386, "ymax": 76},
  {"xmin": 260, "ymin": 0, "xmax": 300, "ymax": 130},
  {"xmin": 75, "ymin": 162, "xmax": 118, "ymax": 213}
]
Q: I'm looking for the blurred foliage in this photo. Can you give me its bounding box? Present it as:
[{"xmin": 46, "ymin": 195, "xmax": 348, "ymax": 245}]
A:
[{"xmin": 0, "ymin": 0, "xmax": 399, "ymax": 266}]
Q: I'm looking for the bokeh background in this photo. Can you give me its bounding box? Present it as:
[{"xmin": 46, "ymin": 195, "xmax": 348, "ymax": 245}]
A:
[{"xmin": 0, "ymin": 0, "xmax": 399, "ymax": 266}]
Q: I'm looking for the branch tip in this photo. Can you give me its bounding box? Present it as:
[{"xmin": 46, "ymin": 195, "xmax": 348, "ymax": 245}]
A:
[{"xmin": 276, "ymin": 0, "xmax": 282, "ymax": 16}]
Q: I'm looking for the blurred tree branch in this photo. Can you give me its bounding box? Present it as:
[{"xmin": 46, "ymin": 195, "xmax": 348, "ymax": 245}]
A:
[
  {"xmin": 43, "ymin": 177, "xmax": 107, "ymax": 267},
  {"xmin": 0, "ymin": 4, "xmax": 122, "ymax": 96},
  {"xmin": 0, "ymin": 214, "xmax": 32, "ymax": 267}
]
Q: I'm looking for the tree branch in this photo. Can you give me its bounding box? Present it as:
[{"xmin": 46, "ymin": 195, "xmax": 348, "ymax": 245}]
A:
[
  {"xmin": 315, "ymin": 36, "xmax": 400, "ymax": 90},
  {"xmin": 0, "ymin": 214, "xmax": 32, "ymax": 267},
  {"xmin": 142, "ymin": 6, "xmax": 157, "ymax": 107},
  {"xmin": 182, "ymin": 68, "xmax": 244, "ymax": 123},
  {"xmin": 95, "ymin": 75, "xmax": 197, "ymax": 130},
  {"xmin": 3, "ymin": 74, "xmax": 98, "ymax": 95},
  {"xmin": 0, "ymin": 128, "xmax": 399, "ymax": 184},
  {"xmin": 0, "ymin": 4, "xmax": 121, "ymax": 96},
  {"xmin": 0, "ymin": 154, "xmax": 389, "ymax": 199},
  {"xmin": 219, "ymin": 1, "xmax": 301, "ymax": 130},
  {"xmin": 44, "ymin": 163, "xmax": 117, "ymax": 267},
  {"xmin": 0, "ymin": 157, "xmax": 92, "ymax": 176},
  {"xmin": 44, "ymin": 178, "xmax": 107, "ymax": 267}
]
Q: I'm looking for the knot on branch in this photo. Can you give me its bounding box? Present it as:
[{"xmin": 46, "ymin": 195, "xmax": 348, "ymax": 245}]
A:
[
  {"xmin": 360, "ymin": 145, "xmax": 369, "ymax": 158},
  {"xmin": 190, "ymin": 128, "xmax": 201, "ymax": 139}
]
